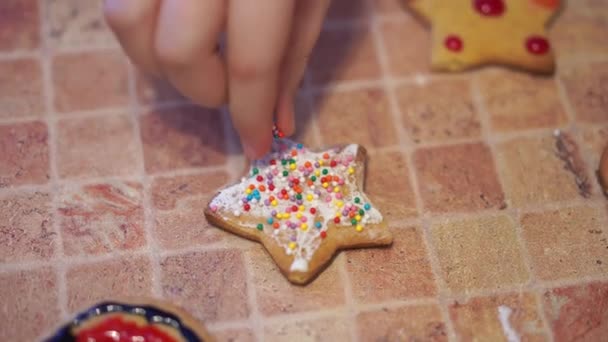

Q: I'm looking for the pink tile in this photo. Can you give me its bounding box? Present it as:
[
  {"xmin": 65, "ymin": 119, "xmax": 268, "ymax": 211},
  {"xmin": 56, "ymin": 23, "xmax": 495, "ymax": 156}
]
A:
[
  {"xmin": 56, "ymin": 114, "xmax": 139, "ymax": 178},
  {"xmin": 52, "ymin": 50, "xmax": 129, "ymax": 113},
  {"xmin": 0, "ymin": 0, "xmax": 40, "ymax": 51},
  {"xmin": 380, "ymin": 18, "xmax": 431, "ymax": 76},
  {"xmin": 140, "ymin": 106, "xmax": 227, "ymax": 173},
  {"xmin": 66, "ymin": 255, "xmax": 153, "ymax": 313},
  {"xmin": 58, "ymin": 182, "xmax": 145, "ymax": 256},
  {"xmin": 0, "ymin": 191, "xmax": 55, "ymax": 263},
  {"xmin": 213, "ymin": 328, "xmax": 256, "ymax": 342},
  {"xmin": 264, "ymin": 316, "xmax": 351, "ymax": 341},
  {"xmin": 0, "ymin": 268, "xmax": 60, "ymax": 341},
  {"xmin": 160, "ymin": 249, "xmax": 249, "ymax": 323},
  {"xmin": 0, "ymin": 58, "xmax": 44, "ymax": 119},
  {"xmin": 357, "ymin": 304, "xmax": 448, "ymax": 341},
  {"xmin": 0, "ymin": 121, "xmax": 49, "ymax": 187},
  {"xmin": 46, "ymin": 0, "xmax": 116, "ymax": 48}
]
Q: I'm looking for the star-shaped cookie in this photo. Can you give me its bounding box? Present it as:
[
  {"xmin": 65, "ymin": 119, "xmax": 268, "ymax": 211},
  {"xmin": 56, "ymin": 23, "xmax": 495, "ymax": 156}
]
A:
[
  {"xmin": 408, "ymin": 0, "xmax": 561, "ymax": 73},
  {"xmin": 205, "ymin": 139, "xmax": 392, "ymax": 285}
]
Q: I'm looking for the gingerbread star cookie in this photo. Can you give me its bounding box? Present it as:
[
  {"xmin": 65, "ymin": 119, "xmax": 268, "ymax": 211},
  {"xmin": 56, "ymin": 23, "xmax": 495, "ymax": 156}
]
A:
[
  {"xmin": 205, "ymin": 137, "xmax": 392, "ymax": 285},
  {"xmin": 408, "ymin": 0, "xmax": 561, "ymax": 73}
]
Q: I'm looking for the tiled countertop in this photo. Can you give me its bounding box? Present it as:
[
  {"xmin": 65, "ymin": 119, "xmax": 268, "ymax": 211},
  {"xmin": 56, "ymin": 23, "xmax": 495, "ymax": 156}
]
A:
[{"xmin": 1, "ymin": 0, "xmax": 608, "ymax": 341}]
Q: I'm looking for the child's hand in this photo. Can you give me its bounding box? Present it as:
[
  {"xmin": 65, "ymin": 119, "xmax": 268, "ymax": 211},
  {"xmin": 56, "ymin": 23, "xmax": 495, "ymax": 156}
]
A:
[{"xmin": 103, "ymin": 0, "xmax": 330, "ymax": 159}]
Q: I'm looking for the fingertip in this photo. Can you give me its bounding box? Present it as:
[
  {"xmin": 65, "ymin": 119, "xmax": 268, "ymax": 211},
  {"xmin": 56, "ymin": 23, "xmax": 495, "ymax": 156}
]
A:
[{"xmin": 276, "ymin": 95, "xmax": 296, "ymax": 137}]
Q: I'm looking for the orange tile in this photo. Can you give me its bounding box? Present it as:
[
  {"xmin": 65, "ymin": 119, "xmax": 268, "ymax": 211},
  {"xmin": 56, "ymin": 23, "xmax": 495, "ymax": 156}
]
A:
[
  {"xmin": 309, "ymin": 26, "xmax": 381, "ymax": 85},
  {"xmin": 580, "ymin": 123, "xmax": 608, "ymax": 168},
  {"xmin": 366, "ymin": 150, "xmax": 418, "ymax": 220},
  {"xmin": 449, "ymin": 293, "xmax": 547, "ymax": 341},
  {"xmin": 52, "ymin": 51, "xmax": 129, "ymax": 113},
  {"xmin": 550, "ymin": 12, "xmax": 608, "ymax": 58},
  {"xmin": 346, "ymin": 226, "xmax": 436, "ymax": 302},
  {"xmin": 0, "ymin": 58, "xmax": 43, "ymax": 120},
  {"xmin": 159, "ymin": 249, "xmax": 249, "ymax": 323},
  {"xmin": 357, "ymin": 304, "xmax": 448, "ymax": 341},
  {"xmin": 46, "ymin": 0, "xmax": 116, "ymax": 48},
  {"xmin": 478, "ymin": 69, "xmax": 567, "ymax": 132},
  {"xmin": 430, "ymin": 215, "xmax": 529, "ymax": 293},
  {"xmin": 0, "ymin": 191, "xmax": 55, "ymax": 263},
  {"xmin": 264, "ymin": 316, "xmax": 351, "ymax": 341},
  {"xmin": 521, "ymin": 206, "xmax": 608, "ymax": 281},
  {"xmin": 212, "ymin": 328, "xmax": 255, "ymax": 342},
  {"xmin": 543, "ymin": 281, "xmax": 608, "ymax": 342},
  {"xmin": 314, "ymin": 88, "xmax": 398, "ymax": 148},
  {"xmin": 414, "ymin": 143, "xmax": 505, "ymax": 213},
  {"xmin": 58, "ymin": 182, "xmax": 145, "ymax": 256},
  {"xmin": 247, "ymin": 247, "xmax": 345, "ymax": 316},
  {"xmin": 140, "ymin": 106, "xmax": 227, "ymax": 173},
  {"xmin": 56, "ymin": 114, "xmax": 139, "ymax": 178},
  {"xmin": 0, "ymin": 268, "xmax": 60, "ymax": 341},
  {"xmin": 66, "ymin": 255, "xmax": 153, "ymax": 313},
  {"xmin": 326, "ymin": 0, "xmax": 371, "ymax": 22},
  {"xmin": 560, "ymin": 61, "xmax": 608, "ymax": 124},
  {"xmin": 396, "ymin": 79, "xmax": 481, "ymax": 144},
  {"xmin": 136, "ymin": 73, "xmax": 186, "ymax": 106},
  {"xmin": 151, "ymin": 172, "xmax": 236, "ymax": 250},
  {"xmin": 380, "ymin": 18, "xmax": 431, "ymax": 76},
  {"xmin": 496, "ymin": 135, "xmax": 581, "ymax": 208},
  {"xmin": 0, "ymin": 121, "xmax": 49, "ymax": 187},
  {"xmin": 0, "ymin": 0, "xmax": 39, "ymax": 51}
]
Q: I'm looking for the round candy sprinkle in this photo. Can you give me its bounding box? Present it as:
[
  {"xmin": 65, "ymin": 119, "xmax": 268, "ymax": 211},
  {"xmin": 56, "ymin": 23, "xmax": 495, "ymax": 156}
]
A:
[
  {"xmin": 334, "ymin": 217, "xmax": 340, "ymax": 224},
  {"xmin": 244, "ymin": 204, "xmax": 251, "ymax": 211},
  {"xmin": 364, "ymin": 203, "xmax": 371, "ymax": 210},
  {"xmin": 359, "ymin": 209, "xmax": 364, "ymax": 215},
  {"xmin": 310, "ymin": 208, "xmax": 317, "ymax": 214},
  {"xmin": 322, "ymin": 169, "xmax": 329, "ymax": 175},
  {"xmin": 252, "ymin": 168, "xmax": 259, "ymax": 175},
  {"xmin": 256, "ymin": 223, "xmax": 264, "ymax": 231},
  {"xmin": 354, "ymin": 197, "xmax": 360, "ymax": 204},
  {"xmin": 289, "ymin": 242, "xmax": 297, "ymax": 250},
  {"xmin": 282, "ymin": 170, "xmax": 289, "ymax": 177},
  {"xmin": 315, "ymin": 222, "xmax": 322, "ymax": 229},
  {"xmin": 356, "ymin": 225, "xmax": 363, "ymax": 232},
  {"xmin": 267, "ymin": 218, "xmax": 274, "ymax": 224},
  {"xmin": 320, "ymin": 231, "xmax": 327, "ymax": 239},
  {"xmin": 351, "ymin": 218, "xmax": 357, "ymax": 226}
]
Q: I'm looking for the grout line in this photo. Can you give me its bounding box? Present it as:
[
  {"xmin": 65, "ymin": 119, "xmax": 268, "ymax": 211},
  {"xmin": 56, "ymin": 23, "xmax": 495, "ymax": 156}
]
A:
[
  {"xmin": 336, "ymin": 254, "xmax": 359, "ymax": 342},
  {"xmin": 242, "ymin": 251, "xmax": 264, "ymax": 342}
]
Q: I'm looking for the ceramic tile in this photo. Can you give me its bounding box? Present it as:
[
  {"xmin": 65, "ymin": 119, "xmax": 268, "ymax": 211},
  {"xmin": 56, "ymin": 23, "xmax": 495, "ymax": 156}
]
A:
[
  {"xmin": 521, "ymin": 205, "xmax": 608, "ymax": 281},
  {"xmin": 478, "ymin": 69, "xmax": 567, "ymax": 132},
  {"xmin": 0, "ymin": 58, "xmax": 43, "ymax": 120},
  {"xmin": 414, "ymin": 143, "xmax": 505, "ymax": 213},
  {"xmin": 140, "ymin": 106, "xmax": 227, "ymax": 173},
  {"xmin": 56, "ymin": 114, "xmax": 139, "ymax": 179},
  {"xmin": 0, "ymin": 191, "xmax": 55, "ymax": 263},
  {"xmin": 380, "ymin": 18, "xmax": 431, "ymax": 76},
  {"xmin": 58, "ymin": 181, "xmax": 145, "ymax": 256},
  {"xmin": 560, "ymin": 61, "xmax": 608, "ymax": 123},
  {"xmin": 0, "ymin": 268, "xmax": 60, "ymax": 342},
  {"xmin": 0, "ymin": 0, "xmax": 39, "ymax": 52},
  {"xmin": 346, "ymin": 226, "xmax": 436, "ymax": 302},
  {"xmin": 550, "ymin": 12, "xmax": 608, "ymax": 58},
  {"xmin": 264, "ymin": 316, "xmax": 351, "ymax": 342},
  {"xmin": 357, "ymin": 304, "xmax": 448, "ymax": 341},
  {"xmin": 314, "ymin": 88, "xmax": 398, "ymax": 148},
  {"xmin": 396, "ymin": 79, "xmax": 481, "ymax": 144},
  {"xmin": 159, "ymin": 249, "xmax": 249, "ymax": 323},
  {"xmin": 212, "ymin": 328, "xmax": 255, "ymax": 342},
  {"xmin": 0, "ymin": 121, "xmax": 49, "ymax": 187},
  {"xmin": 579, "ymin": 123, "xmax": 608, "ymax": 169},
  {"xmin": 430, "ymin": 215, "xmax": 529, "ymax": 293},
  {"xmin": 66, "ymin": 255, "xmax": 153, "ymax": 312},
  {"xmin": 52, "ymin": 50, "xmax": 129, "ymax": 113},
  {"xmin": 46, "ymin": 0, "xmax": 116, "ymax": 48}
]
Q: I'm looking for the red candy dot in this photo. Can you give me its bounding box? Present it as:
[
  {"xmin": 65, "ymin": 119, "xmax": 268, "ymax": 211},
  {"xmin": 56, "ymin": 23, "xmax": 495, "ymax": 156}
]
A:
[
  {"xmin": 330, "ymin": 160, "xmax": 337, "ymax": 167},
  {"xmin": 320, "ymin": 231, "xmax": 327, "ymax": 239},
  {"xmin": 444, "ymin": 35, "xmax": 463, "ymax": 52},
  {"xmin": 310, "ymin": 208, "xmax": 317, "ymax": 214},
  {"xmin": 281, "ymin": 189, "xmax": 288, "ymax": 195},
  {"xmin": 291, "ymin": 205, "xmax": 298, "ymax": 212},
  {"xmin": 244, "ymin": 204, "xmax": 251, "ymax": 211},
  {"xmin": 273, "ymin": 222, "xmax": 280, "ymax": 229},
  {"xmin": 269, "ymin": 184, "xmax": 275, "ymax": 191},
  {"xmin": 270, "ymin": 159, "xmax": 276, "ymax": 165},
  {"xmin": 334, "ymin": 217, "xmax": 340, "ymax": 224},
  {"xmin": 526, "ymin": 36, "xmax": 550, "ymax": 55},
  {"xmin": 474, "ymin": 0, "xmax": 505, "ymax": 16},
  {"xmin": 256, "ymin": 175, "xmax": 263, "ymax": 182}
]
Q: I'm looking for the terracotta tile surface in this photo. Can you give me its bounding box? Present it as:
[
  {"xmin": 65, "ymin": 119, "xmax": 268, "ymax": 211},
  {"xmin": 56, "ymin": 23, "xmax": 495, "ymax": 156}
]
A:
[
  {"xmin": 0, "ymin": 191, "xmax": 55, "ymax": 263},
  {"xmin": 159, "ymin": 250, "xmax": 249, "ymax": 322},
  {"xmin": 66, "ymin": 255, "xmax": 153, "ymax": 312},
  {"xmin": 0, "ymin": 58, "xmax": 43, "ymax": 120},
  {"xmin": 381, "ymin": 18, "xmax": 431, "ymax": 76},
  {"xmin": 430, "ymin": 215, "xmax": 529, "ymax": 293},
  {"xmin": 396, "ymin": 79, "xmax": 481, "ymax": 144},
  {"xmin": 521, "ymin": 205, "xmax": 608, "ymax": 281},
  {"xmin": 309, "ymin": 26, "xmax": 381, "ymax": 85},
  {"xmin": 366, "ymin": 150, "xmax": 418, "ymax": 220},
  {"xmin": 0, "ymin": 268, "xmax": 60, "ymax": 342},
  {"xmin": 56, "ymin": 114, "xmax": 139, "ymax": 179},
  {"xmin": 2, "ymin": 3, "xmax": 608, "ymax": 341},
  {"xmin": 52, "ymin": 50, "xmax": 129, "ymax": 113},
  {"xmin": 560, "ymin": 61, "xmax": 608, "ymax": 123},
  {"xmin": 0, "ymin": 0, "xmax": 39, "ymax": 52},
  {"xmin": 357, "ymin": 304, "xmax": 448, "ymax": 341},
  {"xmin": 346, "ymin": 226, "xmax": 436, "ymax": 302},
  {"xmin": 414, "ymin": 143, "xmax": 505, "ymax": 213},
  {"xmin": 497, "ymin": 135, "xmax": 581, "ymax": 208},
  {"xmin": 264, "ymin": 316, "xmax": 351, "ymax": 342},
  {"xmin": 543, "ymin": 281, "xmax": 608, "ymax": 342},
  {"xmin": 140, "ymin": 106, "xmax": 227, "ymax": 173},
  {"xmin": 58, "ymin": 181, "xmax": 145, "ymax": 256},
  {"xmin": 0, "ymin": 121, "xmax": 49, "ymax": 187},
  {"xmin": 478, "ymin": 69, "xmax": 568, "ymax": 132},
  {"xmin": 315, "ymin": 88, "xmax": 398, "ymax": 147},
  {"xmin": 247, "ymin": 247, "xmax": 345, "ymax": 316},
  {"xmin": 449, "ymin": 293, "xmax": 547, "ymax": 341},
  {"xmin": 45, "ymin": 0, "xmax": 116, "ymax": 48}
]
